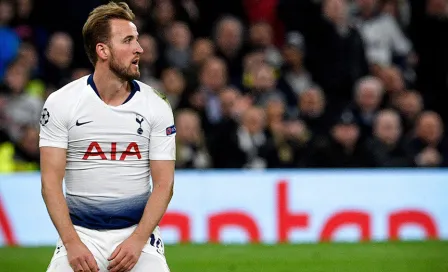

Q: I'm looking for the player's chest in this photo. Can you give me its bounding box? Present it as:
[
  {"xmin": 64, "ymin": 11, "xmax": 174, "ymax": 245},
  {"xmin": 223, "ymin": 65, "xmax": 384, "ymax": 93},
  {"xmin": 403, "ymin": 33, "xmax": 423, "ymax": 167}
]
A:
[{"xmin": 68, "ymin": 106, "xmax": 150, "ymax": 143}]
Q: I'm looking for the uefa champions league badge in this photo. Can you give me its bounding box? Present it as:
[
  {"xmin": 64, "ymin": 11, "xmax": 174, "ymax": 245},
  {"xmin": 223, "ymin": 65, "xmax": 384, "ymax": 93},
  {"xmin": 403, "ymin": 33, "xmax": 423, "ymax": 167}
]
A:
[
  {"xmin": 136, "ymin": 114, "xmax": 144, "ymax": 135},
  {"xmin": 40, "ymin": 108, "xmax": 50, "ymax": 126},
  {"xmin": 166, "ymin": 125, "xmax": 176, "ymax": 135}
]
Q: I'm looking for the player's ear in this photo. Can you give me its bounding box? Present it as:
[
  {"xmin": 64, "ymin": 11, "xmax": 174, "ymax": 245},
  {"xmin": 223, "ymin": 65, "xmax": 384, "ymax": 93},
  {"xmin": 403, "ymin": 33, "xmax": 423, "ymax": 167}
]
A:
[{"xmin": 96, "ymin": 43, "xmax": 109, "ymax": 61}]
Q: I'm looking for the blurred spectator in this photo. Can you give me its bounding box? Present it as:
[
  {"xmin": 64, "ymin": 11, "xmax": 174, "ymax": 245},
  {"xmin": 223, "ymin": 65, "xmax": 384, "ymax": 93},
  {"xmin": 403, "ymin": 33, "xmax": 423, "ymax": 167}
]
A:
[
  {"xmin": 216, "ymin": 86, "xmax": 251, "ymax": 123},
  {"xmin": 352, "ymin": 0, "xmax": 413, "ymax": 68},
  {"xmin": 243, "ymin": 0, "xmax": 284, "ymax": 46},
  {"xmin": 0, "ymin": 60, "xmax": 42, "ymax": 142},
  {"xmin": 190, "ymin": 38, "xmax": 215, "ymax": 67},
  {"xmin": 380, "ymin": 65, "xmax": 406, "ymax": 93},
  {"xmin": 175, "ymin": 109, "xmax": 211, "ymax": 169},
  {"xmin": 345, "ymin": 76, "xmax": 384, "ymax": 140},
  {"xmin": 213, "ymin": 16, "xmax": 247, "ymax": 80},
  {"xmin": 191, "ymin": 56, "xmax": 228, "ymax": 130},
  {"xmin": 184, "ymin": 37, "xmax": 215, "ymax": 90},
  {"xmin": 212, "ymin": 106, "xmax": 272, "ymax": 168},
  {"xmin": 138, "ymin": 33, "xmax": 163, "ymax": 89},
  {"xmin": 297, "ymin": 86, "xmax": 332, "ymax": 138},
  {"xmin": 127, "ymin": 0, "xmax": 151, "ymax": 19},
  {"xmin": 32, "ymin": 0, "xmax": 104, "ymax": 68},
  {"xmin": 277, "ymin": 31, "xmax": 314, "ymax": 112},
  {"xmin": 280, "ymin": 0, "xmax": 369, "ymax": 113},
  {"xmin": 15, "ymin": 42, "xmax": 39, "ymax": 77},
  {"xmin": 265, "ymin": 97, "xmax": 310, "ymax": 168},
  {"xmin": 409, "ymin": 0, "xmax": 448, "ymax": 127},
  {"xmin": 12, "ymin": 0, "xmax": 34, "ymax": 30},
  {"xmin": 0, "ymin": 0, "xmax": 20, "ymax": 78},
  {"xmin": 248, "ymin": 21, "xmax": 283, "ymax": 68},
  {"xmin": 15, "ymin": 42, "xmax": 46, "ymax": 98},
  {"xmin": 304, "ymin": 110, "xmax": 376, "ymax": 168},
  {"xmin": 208, "ymin": 86, "xmax": 249, "ymax": 166},
  {"xmin": 396, "ymin": 90, "xmax": 423, "ymax": 134},
  {"xmin": 376, "ymin": 65, "xmax": 406, "ymax": 108},
  {"xmin": 173, "ymin": 0, "xmax": 200, "ymax": 35},
  {"xmin": 407, "ymin": 111, "xmax": 448, "ymax": 167},
  {"xmin": 194, "ymin": 0, "xmax": 247, "ymax": 37},
  {"xmin": 249, "ymin": 64, "xmax": 284, "ymax": 109},
  {"xmin": 148, "ymin": 0, "xmax": 176, "ymax": 43},
  {"xmin": 0, "ymin": 125, "xmax": 39, "ymax": 172},
  {"xmin": 164, "ymin": 21, "xmax": 192, "ymax": 70},
  {"xmin": 1, "ymin": 0, "xmax": 446, "ymax": 171},
  {"xmin": 160, "ymin": 67, "xmax": 186, "ymax": 109},
  {"xmin": 41, "ymin": 32, "xmax": 74, "ymax": 90},
  {"xmin": 367, "ymin": 109, "xmax": 414, "ymax": 167},
  {"xmin": 239, "ymin": 49, "xmax": 265, "ymax": 92},
  {"xmin": 265, "ymin": 95, "xmax": 285, "ymax": 128},
  {"xmin": 380, "ymin": 0, "xmax": 411, "ymax": 30},
  {"xmin": 11, "ymin": 0, "xmax": 45, "ymax": 48}
]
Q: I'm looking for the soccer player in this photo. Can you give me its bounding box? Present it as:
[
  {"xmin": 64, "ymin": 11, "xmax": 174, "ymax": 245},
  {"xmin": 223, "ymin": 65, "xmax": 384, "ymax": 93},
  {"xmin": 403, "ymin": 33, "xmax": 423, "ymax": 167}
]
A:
[{"xmin": 39, "ymin": 2, "xmax": 175, "ymax": 272}]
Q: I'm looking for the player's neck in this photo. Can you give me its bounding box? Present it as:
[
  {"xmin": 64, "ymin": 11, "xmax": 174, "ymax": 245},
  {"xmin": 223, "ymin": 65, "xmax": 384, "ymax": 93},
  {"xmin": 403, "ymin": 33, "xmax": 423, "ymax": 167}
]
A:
[{"xmin": 93, "ymin": 69, "xmax": 131, "ymax": 106}]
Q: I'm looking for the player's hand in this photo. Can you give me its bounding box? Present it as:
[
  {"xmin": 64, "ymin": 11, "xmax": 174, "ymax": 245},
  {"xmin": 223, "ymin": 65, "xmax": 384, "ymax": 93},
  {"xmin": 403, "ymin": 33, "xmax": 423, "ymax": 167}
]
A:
[
  {"xmin": 65, "ymin": 240, "xmax": 99, "ymax": 272},
  {"xmin": 107, "ymin": 234, "xmax": 146, "ymax": 272}
]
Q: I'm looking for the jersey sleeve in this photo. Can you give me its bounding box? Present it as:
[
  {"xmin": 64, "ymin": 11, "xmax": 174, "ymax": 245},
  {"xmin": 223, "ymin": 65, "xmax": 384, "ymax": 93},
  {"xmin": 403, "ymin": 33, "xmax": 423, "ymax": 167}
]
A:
[
  {"xmin": 39, "ymin": 93, "xmax": 69, "ymax": 149},
  {"xmin": 149, "ymin": 98, "xmax": 176, "ymax": 160}
]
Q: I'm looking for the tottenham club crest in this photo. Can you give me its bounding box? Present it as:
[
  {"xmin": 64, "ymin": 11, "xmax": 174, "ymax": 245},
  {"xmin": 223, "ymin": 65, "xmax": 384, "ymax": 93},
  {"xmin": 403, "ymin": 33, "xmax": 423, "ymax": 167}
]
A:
[
  {"xmin": 136, "ymin": 114, "xmax": 144, "ymax": 135},
  {"xmin": 40, "ymin": 108, "xmax": 50, "ymax": 126}
]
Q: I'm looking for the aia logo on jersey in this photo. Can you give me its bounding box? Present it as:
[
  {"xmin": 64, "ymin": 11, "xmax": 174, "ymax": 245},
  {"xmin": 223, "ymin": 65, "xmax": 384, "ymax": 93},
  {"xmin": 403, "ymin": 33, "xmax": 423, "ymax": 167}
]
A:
[{"xmin": 82, "ymin": 142, "xmax": 141, "ymax": 160}]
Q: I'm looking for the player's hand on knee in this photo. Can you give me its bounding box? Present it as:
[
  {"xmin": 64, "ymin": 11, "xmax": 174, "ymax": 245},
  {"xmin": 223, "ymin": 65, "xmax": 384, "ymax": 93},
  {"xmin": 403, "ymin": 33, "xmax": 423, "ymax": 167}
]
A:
[
  {"xmin": 66, "ymin": 240, "xmax": 99, "ymax": 272},
  {"xmin": 108, "ymin": 234, "xmax": 145, "ymax": 272}
]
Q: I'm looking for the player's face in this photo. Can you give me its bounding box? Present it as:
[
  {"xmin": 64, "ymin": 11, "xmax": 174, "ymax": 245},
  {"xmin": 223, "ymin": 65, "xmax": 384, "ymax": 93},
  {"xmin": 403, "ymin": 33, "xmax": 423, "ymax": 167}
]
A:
[{"xmin": 108, "ymin": 19, "xmax": 143, "ymax": 81}]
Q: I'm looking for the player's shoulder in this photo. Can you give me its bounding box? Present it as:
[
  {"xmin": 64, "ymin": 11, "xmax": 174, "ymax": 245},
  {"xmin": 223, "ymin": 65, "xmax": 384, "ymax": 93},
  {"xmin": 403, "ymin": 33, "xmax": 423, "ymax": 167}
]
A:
[
  {"xmin": 45, "ymin": 75, "xmax": 89, "ymax": 105},
  {"xmin": 135, "ymin": 80, "xmax": 171, "ymax": 109}
]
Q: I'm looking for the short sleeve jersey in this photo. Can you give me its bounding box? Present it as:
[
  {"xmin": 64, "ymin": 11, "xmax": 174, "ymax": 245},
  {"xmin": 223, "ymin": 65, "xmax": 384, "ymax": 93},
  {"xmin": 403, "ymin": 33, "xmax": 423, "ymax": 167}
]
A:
[{"xmin": 39, "ymin": 74, "xmax": 176, "ymax": 229}]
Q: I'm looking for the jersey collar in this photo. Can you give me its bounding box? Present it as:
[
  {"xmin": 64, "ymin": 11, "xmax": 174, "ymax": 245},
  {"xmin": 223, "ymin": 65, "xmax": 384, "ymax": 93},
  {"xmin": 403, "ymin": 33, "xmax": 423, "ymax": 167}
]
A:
[{"xmin": 87, "ymin": 74, "xmax": 140, "ymax": 105}]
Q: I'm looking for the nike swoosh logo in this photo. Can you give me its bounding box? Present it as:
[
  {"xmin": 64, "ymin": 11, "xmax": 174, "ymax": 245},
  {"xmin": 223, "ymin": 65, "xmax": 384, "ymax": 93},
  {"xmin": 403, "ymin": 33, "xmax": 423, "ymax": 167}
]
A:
[{"xmin": 76, "ymin": 120, "xmax": 93, "ymax": 126}]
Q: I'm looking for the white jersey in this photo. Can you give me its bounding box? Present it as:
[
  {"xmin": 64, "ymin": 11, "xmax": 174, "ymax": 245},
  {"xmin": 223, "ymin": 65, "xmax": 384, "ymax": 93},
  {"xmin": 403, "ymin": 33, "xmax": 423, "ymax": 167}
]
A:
[{"xmin": 39, "ymin": 74, "xmax": 176, "ymax": 230}]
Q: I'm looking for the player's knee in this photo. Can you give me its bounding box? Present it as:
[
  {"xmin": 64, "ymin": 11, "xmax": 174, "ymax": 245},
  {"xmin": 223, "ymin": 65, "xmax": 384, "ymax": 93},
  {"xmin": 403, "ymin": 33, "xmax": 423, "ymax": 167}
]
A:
[
  {"xmin": 132, "ymin": 253, "xmax": 170, "ymax": 272},
  {"xmin": 46, "ymin": 257, "xmax": 74, "ymax": 272}
]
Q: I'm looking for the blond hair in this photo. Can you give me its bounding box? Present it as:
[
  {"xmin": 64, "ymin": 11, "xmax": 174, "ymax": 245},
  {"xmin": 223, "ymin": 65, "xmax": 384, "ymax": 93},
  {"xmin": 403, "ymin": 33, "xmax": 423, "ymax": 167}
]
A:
[{"xmin": 82, "ymin": 2, "xmax": 135, "ymax": 66}]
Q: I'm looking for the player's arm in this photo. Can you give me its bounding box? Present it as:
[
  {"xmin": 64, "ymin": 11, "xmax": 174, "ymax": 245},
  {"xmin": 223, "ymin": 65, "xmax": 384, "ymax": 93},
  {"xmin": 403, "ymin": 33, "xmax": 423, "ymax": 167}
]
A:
[
  {"xmin": 39, "ymin": 97, "xmax": 99, "ymax": 272},
  {"xmin": 108, "ymin": 160, "xmax": 174, "ymax": 272},
  {"xmin": 133, "ymin": 160, "xmax": 174, "ymax": 240},
  {"xmin": 39, "ymin": 97, "xmax": 79, "ymax": 245},
  {"xmin": 133, "ymin": 98, "xmax": 176, "ymax": 241},
  {"xmin": 108, "ymin": 96, "xmax": 176, "ymax": 272},
  {"xmin": 40, "ymin": 147, "xmax": 80, "ymax": 245}
]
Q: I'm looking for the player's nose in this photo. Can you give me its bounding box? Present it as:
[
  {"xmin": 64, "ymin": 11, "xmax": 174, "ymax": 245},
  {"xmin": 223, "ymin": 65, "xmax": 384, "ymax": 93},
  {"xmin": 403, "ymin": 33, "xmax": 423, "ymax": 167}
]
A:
[{"xmin": 135, "ymin": 42, "xmax": 144, "ymax": 54}]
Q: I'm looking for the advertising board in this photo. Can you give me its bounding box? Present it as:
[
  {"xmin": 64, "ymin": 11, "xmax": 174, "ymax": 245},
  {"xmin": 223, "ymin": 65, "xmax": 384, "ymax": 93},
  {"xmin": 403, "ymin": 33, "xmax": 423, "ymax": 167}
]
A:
[{"xmin": 0, "ymin": 170, "xmax": 446, "ymax": 246}]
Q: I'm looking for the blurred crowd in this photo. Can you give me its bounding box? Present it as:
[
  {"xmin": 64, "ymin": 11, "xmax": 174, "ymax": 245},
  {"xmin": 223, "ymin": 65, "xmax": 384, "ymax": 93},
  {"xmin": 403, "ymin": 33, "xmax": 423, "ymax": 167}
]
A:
[{"xmin": 0, "ymin": 0, "xmax": 447, "ymax": 172}]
